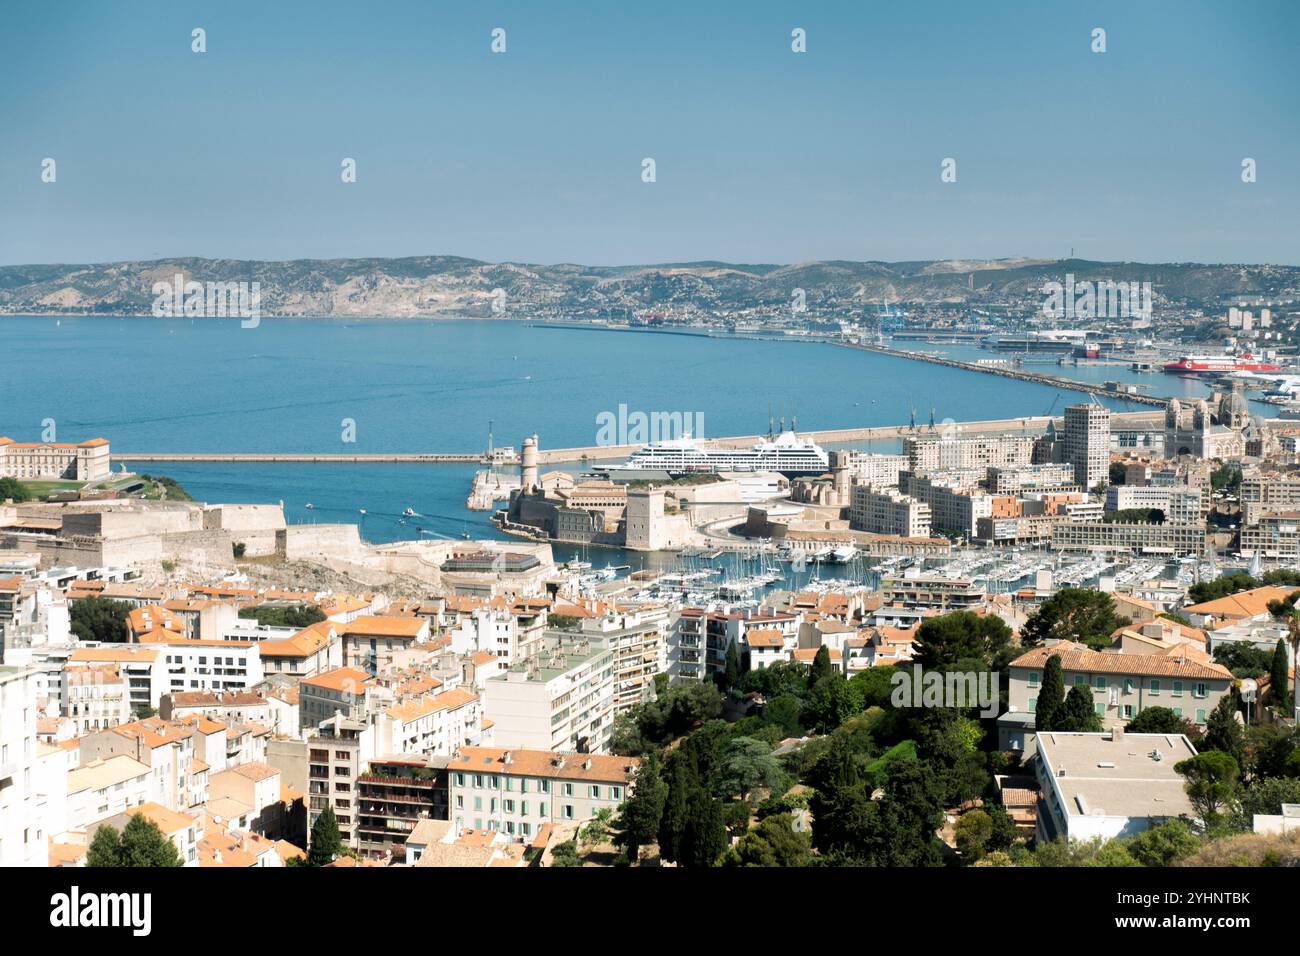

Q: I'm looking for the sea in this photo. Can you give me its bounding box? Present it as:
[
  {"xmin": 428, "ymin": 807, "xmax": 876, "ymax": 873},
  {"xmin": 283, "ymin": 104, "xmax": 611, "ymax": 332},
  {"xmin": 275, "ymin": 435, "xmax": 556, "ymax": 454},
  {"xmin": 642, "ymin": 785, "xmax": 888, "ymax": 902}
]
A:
[{"xmin": 0, "ymin": 315, "xmax": 1247, "ymax": 569}]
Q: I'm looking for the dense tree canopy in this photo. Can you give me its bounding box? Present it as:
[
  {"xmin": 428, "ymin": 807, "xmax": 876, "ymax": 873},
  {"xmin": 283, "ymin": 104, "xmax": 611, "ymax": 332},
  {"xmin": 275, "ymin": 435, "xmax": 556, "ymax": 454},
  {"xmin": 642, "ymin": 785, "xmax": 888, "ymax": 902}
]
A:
[
  {"xmin": 70, "ymin": 597, "xmax": 133, "ymax": 644},
  {"xmin": 87, "ymin": 815, "xmax": 183, "ymax": 867},
  {"xmin": 1020, "ymin": 588, "xmax": 1129, "ymax": 650}
]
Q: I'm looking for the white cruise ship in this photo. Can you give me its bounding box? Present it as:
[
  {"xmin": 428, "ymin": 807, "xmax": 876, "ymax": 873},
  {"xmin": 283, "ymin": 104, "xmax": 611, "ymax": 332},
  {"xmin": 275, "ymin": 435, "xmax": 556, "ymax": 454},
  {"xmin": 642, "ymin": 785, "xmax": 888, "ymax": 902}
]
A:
[{"xmin": 601, "ymin": 430, "xmax": 830, "ymax": 480}]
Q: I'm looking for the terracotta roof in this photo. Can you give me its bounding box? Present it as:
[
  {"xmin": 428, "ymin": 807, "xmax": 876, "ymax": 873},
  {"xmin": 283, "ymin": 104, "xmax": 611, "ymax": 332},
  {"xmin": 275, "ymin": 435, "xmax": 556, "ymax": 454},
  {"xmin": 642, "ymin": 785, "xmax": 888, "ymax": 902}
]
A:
[
  {"xmin": 451, "ymin": 747, "xmax": 637, "ymax": 783},
  {"xmin": 340, "ymin": 615, "xmax": 425, "ymax": 638},
  {"xmin": 1009, "ymin": 641, "xmax": 1232, "ymax": 680},
  {"xmin": 1183, "ymin": 586, "xmax": 1299, "ymax": 620},
  {"xmin": 301, "ymin": 667, "xmax": 372, "ymax": 694}
]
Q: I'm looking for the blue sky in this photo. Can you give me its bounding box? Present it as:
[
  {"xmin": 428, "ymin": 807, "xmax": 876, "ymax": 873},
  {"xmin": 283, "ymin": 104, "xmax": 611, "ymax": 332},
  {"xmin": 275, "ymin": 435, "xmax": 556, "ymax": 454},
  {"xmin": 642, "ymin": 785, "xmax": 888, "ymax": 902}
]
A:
[{"xmin": 1, "ymin": 0, "xmax": 1297, "ymax": 266}]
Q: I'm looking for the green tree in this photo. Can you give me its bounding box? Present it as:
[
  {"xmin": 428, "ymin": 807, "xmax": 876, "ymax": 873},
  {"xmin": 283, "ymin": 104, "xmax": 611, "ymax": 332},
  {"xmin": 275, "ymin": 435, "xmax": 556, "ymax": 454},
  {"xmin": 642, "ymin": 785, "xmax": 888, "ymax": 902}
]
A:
[
  {"xmin": 1269, "ymin": 639, "xmax": 1292, "ymax": 712},
  {"xmin": 1175, "ymin": 751, "xmax": 1240, "ymax": 822},
  {"xmin": 683, "ymin": 793, "xmax": 728, "ymax": 868},
  {"xmin": 88, "ymin": 816, "xmax": 183, "ymax": 867},
  {"xmin": 913, "ymin": 610, "xmax": 1013, "ymax": 670},
  {"xmin": 238, "ymin": 604, "xmax": 327, "ymax": 628},
  {"xmin": 722, "ymin": 640, "xmax": 741, "ymax": 693},
  {"xmin": 1035, "ymin": 654, "xmax": 1066, "ymax": 732},
  {"xmin": 715, "ymin": 737, "xmax": 784, "ymax": 802},
  {"xmin": 1125, "ymin": 706, "xmax": 1185, "ymax": 735},
  {"xmin": 614, "ymin": 751, "xmax": 667, "ymax": 861},
  {"xmin": 307, "ymin": 805, "xmax": 343, "ymax": 866},
  {"xmin": 1020, "ymin": 588, "xmax": 1129, "ymax": 650},
  {"xmin": 549, "ymin": 839, "xmax": 582, "ymax": 867},
  {"xmin": 69, "ymin": 597, "xmax": 133, "ymax": 643},
  {"xmin": 719, "ymin": 814, "xmax": 811, "ymax": 867},
  {"xmin": 805, "ymin": 672, "xmax": 865, "ymax": 734},
  {"xmin": 809, "ymin": 646, "xmax": 833, "ymax": 685},
  {"xmin": 657, "ymin": 755, "xmax": 695, "ymax": 864},
  {"xmin": 86, "ymin": 824, "xmax": 122, "ymax": 867},
  {"xmin": 1060, "ymin": 685, "xmax": 1103, "ymax": 732},
  {"xmin": 0, "ymin": 477, "xmax": 32, "ymax": 502},
  {"xmin": 1126, "ymin": 819, "xmax": 1200, "ymax": 867},
  {"xmin": 1202, "ymin": 695, "xmax": 1245, "ymax": 767},
  {"xmin": 954, "ymin": 809, "xmax": 994, "ymax": 861}
]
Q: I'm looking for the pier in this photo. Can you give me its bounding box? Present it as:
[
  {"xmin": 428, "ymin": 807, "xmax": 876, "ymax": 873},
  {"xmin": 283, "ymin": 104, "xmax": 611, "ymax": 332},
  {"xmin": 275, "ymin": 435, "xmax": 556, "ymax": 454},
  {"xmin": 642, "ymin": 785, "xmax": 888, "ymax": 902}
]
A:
[{"xmin": 117, "ymin": 412, "xmax": 1163, "ymax": 466}]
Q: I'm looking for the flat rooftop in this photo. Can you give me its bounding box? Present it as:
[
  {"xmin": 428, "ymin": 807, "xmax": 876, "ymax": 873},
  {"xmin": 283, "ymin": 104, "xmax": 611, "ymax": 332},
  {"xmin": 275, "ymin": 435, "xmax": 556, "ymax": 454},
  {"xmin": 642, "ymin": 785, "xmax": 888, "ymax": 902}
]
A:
[{"xmin": 1037, "ymin": 732, "xmax": 1196, "ymax": 821}]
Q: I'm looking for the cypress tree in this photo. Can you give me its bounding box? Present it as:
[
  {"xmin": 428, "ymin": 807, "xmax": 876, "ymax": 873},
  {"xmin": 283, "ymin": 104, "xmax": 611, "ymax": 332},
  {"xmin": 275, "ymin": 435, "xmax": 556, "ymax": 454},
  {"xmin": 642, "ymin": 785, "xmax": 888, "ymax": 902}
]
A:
[
  {"xmin": 1270, "ymin": 639, "xmax": 1291, "ymax": 712},
  {"xmin": 1035, "ymin": 654, "xmax": 1065, "ymax": 732},
  {"xmin": 684, "ymin": 792, "xmax": 728, "ymax": 868},
  {"xmin": 616, "ymin": 751, "xmax": 668, "ymax": 862},
  {"xmin": 1062, "ymin": 685, "xmax": 1102, "ymax": 732},
  {"xmin": 724, "ymin": 641, "xmax": 741, "ymax": 693},
  {"xmin": 810, "ymin": 645, "xmax": 832, "ymax": 686},
  {"xmin": 658, "ymin": 756, "xmax": 694, "ymax": 864},
  {"xmin": 308, "ymin": 805, "xmax": 343, "ymax": 866},
  {"xmin": 1203, "ymin": 694, "xmax": 1246, "ymax": 767}
]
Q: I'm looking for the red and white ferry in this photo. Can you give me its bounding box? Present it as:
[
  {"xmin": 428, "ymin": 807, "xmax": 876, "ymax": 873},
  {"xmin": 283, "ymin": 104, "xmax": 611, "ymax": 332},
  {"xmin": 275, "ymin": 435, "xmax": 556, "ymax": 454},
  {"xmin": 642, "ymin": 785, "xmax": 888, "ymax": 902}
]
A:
[{"xmin": 1162, "ymin": 352, "xmax": 1282, "ymax": 375}]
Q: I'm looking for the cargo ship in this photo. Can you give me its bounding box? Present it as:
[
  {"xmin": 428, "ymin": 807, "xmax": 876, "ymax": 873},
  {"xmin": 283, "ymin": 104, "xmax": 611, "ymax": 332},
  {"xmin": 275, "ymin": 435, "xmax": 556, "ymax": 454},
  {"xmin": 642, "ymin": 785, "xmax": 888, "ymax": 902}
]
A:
[{"xmin": 1162, "ymin": 352, "xmax": 1281, "ymax": 375}]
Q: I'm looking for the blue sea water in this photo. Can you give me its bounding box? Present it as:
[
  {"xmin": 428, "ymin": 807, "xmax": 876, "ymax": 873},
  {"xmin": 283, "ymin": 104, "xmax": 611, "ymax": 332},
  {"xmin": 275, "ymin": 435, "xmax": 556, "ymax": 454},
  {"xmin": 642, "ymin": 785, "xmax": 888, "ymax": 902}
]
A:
[{"xmin": 0, "ymin": 315, "xmax": 1230, "ymax": 548}]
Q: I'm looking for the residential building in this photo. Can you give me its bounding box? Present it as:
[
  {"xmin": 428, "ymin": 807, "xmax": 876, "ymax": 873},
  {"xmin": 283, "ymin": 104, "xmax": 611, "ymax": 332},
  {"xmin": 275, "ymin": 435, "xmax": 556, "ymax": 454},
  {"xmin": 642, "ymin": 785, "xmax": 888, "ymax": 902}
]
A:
[
  {"xmin": 849, "ymin": 485, "xmax": 932, "ymax": 537},
  {"xmin": 1063, "ymin": 403, "xmax": 1111, "ymax": 491},
  {"xmin": 482, "ymin": 636, "xmax": 614, "ymax": 753},
  {"xmin": 448, "ymin": 747, "xmax": 637, "ymax": 838}
]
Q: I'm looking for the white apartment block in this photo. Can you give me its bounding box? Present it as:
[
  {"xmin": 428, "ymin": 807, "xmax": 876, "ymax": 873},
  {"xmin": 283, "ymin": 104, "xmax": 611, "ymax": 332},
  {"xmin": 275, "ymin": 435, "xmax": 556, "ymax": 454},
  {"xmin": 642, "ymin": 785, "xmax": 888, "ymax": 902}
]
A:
[
  {"xmin": 482, "ymin": 637, "xmax": 614, "ymax": 754},
  {"xmin": 904, "ymin": 433, "xmax": 1034, "ymax": 472},
  {"xmin": 1105, "ymin": 484, "xmax": 1202, "ymax": 525},
  {"xmin": 376, "ymin": 687, "xmax": 483, "ymax": 757},
  {"xmin": 0, "ymin": 667, "xmax": 46, "ymax": 866},
  {"xmin": 578, "ymin": 606, "xmax": 670, "ymax": 714},
  {"xmin": 62, "ymin": 663, "xmax": 131, "ymax": 734},
  {"xmin": 1063, "ymin": 403, "xmax": 1111, "ymax": 491}
]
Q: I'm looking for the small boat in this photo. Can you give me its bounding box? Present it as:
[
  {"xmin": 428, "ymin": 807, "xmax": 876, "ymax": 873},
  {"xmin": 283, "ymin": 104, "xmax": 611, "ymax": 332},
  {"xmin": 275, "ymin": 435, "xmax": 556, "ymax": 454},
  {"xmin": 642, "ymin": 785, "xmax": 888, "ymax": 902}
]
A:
[
  {"xmin": 358, "ymin": 508, "xmax": 367, "ymax": 515},
  {"xmin": 304, "ymin": 503, "xmax": 314, "ymax": 509},
  {"xmin": 403, "ymin": 507, "xmax": 416, "ymax": 517},
  {"xmin": 461, "ymin": 531, "xmax": 471, "ymax": 539}
]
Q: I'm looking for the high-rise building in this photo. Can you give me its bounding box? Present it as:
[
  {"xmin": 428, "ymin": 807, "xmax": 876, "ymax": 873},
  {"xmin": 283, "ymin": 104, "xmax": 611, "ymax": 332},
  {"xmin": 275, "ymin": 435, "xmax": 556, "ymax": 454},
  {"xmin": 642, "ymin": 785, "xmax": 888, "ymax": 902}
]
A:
[{"xmin": 1063, "ymin": 403, "xmax": 1110, "ymax": 491}]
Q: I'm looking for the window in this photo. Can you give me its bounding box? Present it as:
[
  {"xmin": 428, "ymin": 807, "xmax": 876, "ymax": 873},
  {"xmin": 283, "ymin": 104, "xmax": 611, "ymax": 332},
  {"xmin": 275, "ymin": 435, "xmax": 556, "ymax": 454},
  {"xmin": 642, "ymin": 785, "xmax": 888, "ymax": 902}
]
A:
[
  {"xmin": 520, "ymin": 779, "xmax": 529, "ymax": 794},
  {"xmin": 563, "ymin": 805, "xmax": 574, "ymax": 820},
  {"xmin": 521, "ymin": 801, "xmax": 528, "ymax": 816},
  {"xmin": 504, "ymin": 799, "xmax": 514, "ymax": 813},
  {"xmin": 1123, "ymin": 705, "xmax": 1134, "ymax": 719},
  {"xmin": 1124, "ymin": 679, "xmax": 1134, "ymax": 694},
  {"xmin": 474, "ymin": 797, "xmax": 482, "ymax": 811},
  {"xmin": 1150, "ymin": 680, "xmax": 1160, "ymax": 695},
  {"xmin": 473, "ymin": 774, "xmax": 483, "ymax": 788},
  {"xmin": 1094, "ymin": 676, "xmax": 1106, "ymax": 690},
  {"xmin": 1027, "ymin": 697, "xmax": 1036, "ymax": 713},
  {"xmin": 589, "ymin": 785, "xmax": 600, "ymax": 799},
  {"xmin": 1094, "ymin": 703, "xmax": 1104, "ymax": 716},
  {"xmin": 1027, "ymin": 672, "xmax": 1039, "ymax": 688},
  {"xmin": 539, "ymin": 780, "xmax": 550, "ymax": 793},
  {"xmin": 540, "ymin": 802, "xmax": 548, "ymax": 817},
  {"xmin": 1195, "ymin": 683, "xmax": 1207, "ymax": 698},
  {"xmin": 1172, "ymin": 681, "xmax": 1184, "ymax": 697},
  {"xmin": 1196, "ymin": 709, "xmax": 1207, "ymax": 724},
  {"xmin": 455, "ymin": 773, "xmax": 465, "ymax": 787},
  {"xmin": 1074, "ymin": 675, "xmax": 1086, "ymax": 686},
  {"xmin": 610, "ymin": 787, "xmax": 621, "ymax": 801},
  {"xmin": 1172, "ymin": 707, "xmax": 1182, "ymax": 718},
  {"xmin": 563, "ymin": 783, "xmax": 574, "ymax": 797}
]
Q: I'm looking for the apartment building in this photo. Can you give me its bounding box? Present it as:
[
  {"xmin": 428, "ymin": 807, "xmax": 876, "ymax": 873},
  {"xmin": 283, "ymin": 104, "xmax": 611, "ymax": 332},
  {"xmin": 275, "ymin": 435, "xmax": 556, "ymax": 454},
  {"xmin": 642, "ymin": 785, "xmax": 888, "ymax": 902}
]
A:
[
  {"xmin": 448, "ymin": 747, "xmax": 637, "ymax": 838},
  {"xmin": 904, "ymin": 433, "xmax": 1034, "ymax": 472},
  {"xmin": 1005, "ymin": 641, "xmax": 1233, "ymax": 735},
  {"xmin": 986, "ymin": 463, "xmax": 1079, "ymax": 494},
  {"xmin": 62, "ymin": 664, "xmax": 130, "ymax": 734},
  {"xmin": 482, "ymin": 636, "xmax": 614, "ymax": 754},
  {"xmin": 1035, "ymin": 730, "xmax": 1196, "ymax": 842},
  {"xmin": 577, "ymin": 605, "xmax": 670, "ymax": 714},
  {"xmin": 356, "ymin": 756, "xmax": 447, "ymax": 860},
  {"xmin": 1239, "ymin": 511, "xmax": 1300, "ymax": 560},
  {"xmin": 307, "ymin": 715, "xmax": 374, "ymax": 852},
  {"xmin": 670, "ymin": 609, "xmax": 705, "ymax": 683},
  {"xmin": 67, "ymin": 753, "xmax": 151, "ymax": 830},
  {"xmin": 901, "ymin": 473, "xmax": 995, "ymax": 537},
  {"xmin": 881, "ymin": 572, "xmax": 986, "ymax": 610},
  {"xmin": 66, "ymin": 645, "xmax": 166, "ymax": 713},
  {"xmin": 0, "ymin": 666, "xmax": 45, "ymax": 866},
  {"xmin": 846, "ymin": 452, "xmax": 908, "ymax": 487},
  {"xmin": 339, "ymin": 616, "xmax": 431, "ymax": 676},
  {"xmin": 849, "ymin": 485, "xmax": 932, "ymax": 537},
  {"xmin": 298, "ymin": 666, "xmax": 374, "ymax": 731},
  {"xmin": 256, "ymin": 622, "xmax": 339, "ymax": 678},
  {"xmin": 1063, "ymin": 403, "xmax": 1111, "ymax": 491},
  {"xmin": 1105, "ymin": 485, "xmax": 1202, "ymax": 525},
  {"xmin": 1241, "ymin": 472, "xmax": 1300, "ymax": 524},
  {"xmin": 80, "ymin": 716, "xmax": 205, "ymax": 811},
  {"xmin": 155, "ymin": 638, "xmax": 265, "ymax": 695},
  {"xmin": 377, "ymin": 688, "xmax": 483, "ymax": 757},
  {"xmin": 1051, "ymin": 521, "xmax": 1208, "ymax": 555}
]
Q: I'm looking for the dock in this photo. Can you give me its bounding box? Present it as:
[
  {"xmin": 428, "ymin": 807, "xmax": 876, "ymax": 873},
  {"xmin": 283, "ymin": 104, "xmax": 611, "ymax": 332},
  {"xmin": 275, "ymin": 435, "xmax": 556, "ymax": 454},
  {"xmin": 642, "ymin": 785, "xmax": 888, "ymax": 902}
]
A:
[{"xmin": 116, "ymin": 412, "xmax": 1164, "ymax": 466}]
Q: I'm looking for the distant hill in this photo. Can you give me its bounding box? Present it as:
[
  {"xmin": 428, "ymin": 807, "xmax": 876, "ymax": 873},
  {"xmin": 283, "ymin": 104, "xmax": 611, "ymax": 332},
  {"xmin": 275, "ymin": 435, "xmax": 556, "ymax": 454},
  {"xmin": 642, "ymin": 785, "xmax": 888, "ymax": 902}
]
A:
[{"xmin": 1, "ymin": 255, "xmax": 1296, "ymax": 317}]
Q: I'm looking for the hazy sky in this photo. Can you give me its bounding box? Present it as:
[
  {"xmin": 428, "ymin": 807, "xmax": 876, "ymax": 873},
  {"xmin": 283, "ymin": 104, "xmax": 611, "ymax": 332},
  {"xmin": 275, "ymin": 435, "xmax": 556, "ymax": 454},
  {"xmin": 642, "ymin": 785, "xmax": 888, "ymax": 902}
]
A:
[{"xmin": 2, "ymin": 0, "xmax": 1298, "ymax": 266}]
